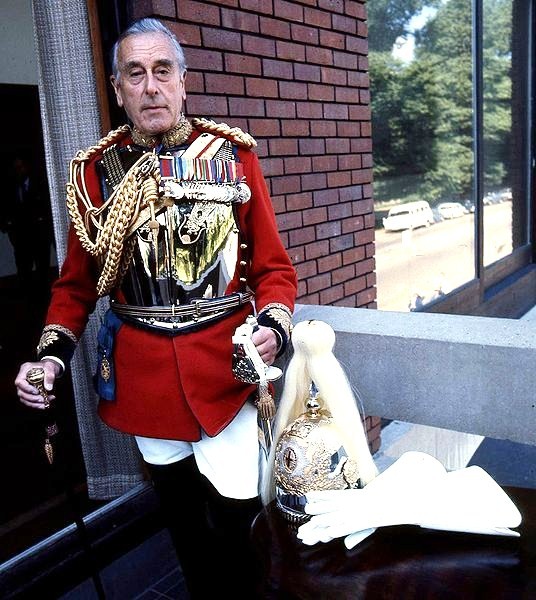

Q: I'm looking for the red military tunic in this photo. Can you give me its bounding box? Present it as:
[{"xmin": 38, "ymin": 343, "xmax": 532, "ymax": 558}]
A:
[{"xmin": 42, "ymin": 126, "xmax": 297, "ymax": 441}]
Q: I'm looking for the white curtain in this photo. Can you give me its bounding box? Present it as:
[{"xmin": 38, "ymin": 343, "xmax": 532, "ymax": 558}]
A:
[{"xmin": 32, "ymin": 0, "xmax": 144, "ymax": 499}]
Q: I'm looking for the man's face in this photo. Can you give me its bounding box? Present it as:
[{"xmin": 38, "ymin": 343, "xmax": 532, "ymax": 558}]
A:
[{"xmin": 111, "ymin": 32, "xmax": 186, "ymax": 136}]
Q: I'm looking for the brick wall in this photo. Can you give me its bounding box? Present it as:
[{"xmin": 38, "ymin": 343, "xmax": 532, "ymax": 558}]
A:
[{"xmin": 133, "ymin": 0, "xmax": 379, "ymax": 449}]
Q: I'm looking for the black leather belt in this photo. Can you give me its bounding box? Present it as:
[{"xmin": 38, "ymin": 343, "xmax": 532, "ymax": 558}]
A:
[{"xmin": 111, "ymin": 291, "xmax": 254, "ymax": 323}]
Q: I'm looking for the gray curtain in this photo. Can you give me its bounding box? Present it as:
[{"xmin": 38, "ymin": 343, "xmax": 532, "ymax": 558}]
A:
[{"xmin": 32, "ymin": 0, "xmax": 144, "ymax": 499}]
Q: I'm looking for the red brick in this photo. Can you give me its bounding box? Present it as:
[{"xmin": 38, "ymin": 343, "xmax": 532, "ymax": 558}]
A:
[
  {"xmin": 185, "ymin": 71, "xmax": 204, "ymax": 93},
  {"xmin": 246, "ymin": 77, "xmax": 279, "ymax": 97},
  {"xmin": 365, "ymin": 241, "xmax": 375, "ymax": 258},
  {"xmin": 240, "ymin": 0, "xmax": 273, "ymax": 14},
  {"xmin": 360, "ymin": 121, "xmax": 372, "ymax": 137},
  {"xmin": 318, "ymin": 0, "xmax": 344, "ymax": 12},
  {"xmin": 326, "ymin": 137, "xmax": 349, "ymax": 154},
  {"xmin": 354, "ymin": 228, "xmax": 375, "ymax": 246},
  {"xmin": 324, "ymin": 103, "xmax": 348, "ymax": 120},
  {"xmin": 225, "ymin": 54, "xmax": 261, "ymax": 75},
  {"xmin": 342, "ymin": 245, "xmax": 365, "ymax": 265},
  {"xmin": 298, "ymin": 291, "xmax": 320, "ymax": 304},
  {"xmin": 282, "ymin": 120, "xmax": 310, "ymax": 136},
  {"xmin": 338, "ymin": 154, "xmax": 361, "ymax": 170},
  {"xmin": 352, "ymin": 168, "xmax": 373, "ymax": 185},
  {"xmin": 332, "ymin": 264, "xmax": 356, "ymax": 284},
  {"xmin": 301, "ymin": 172, "xmax": 328, "ymax": 191},
  {"xmin": 274, "ymin": 0, "xmax": 304, "ymax": 20},
  {"xmin": 266, "ymin": 99, "xmax": 297, "ymax": 118},
  {"xmin": 296, "ymin": 260, "xmax": 318, "ymax": 279},
  {"xmin": 269, "ymin": 194, "xmax": 285, "ymax": 214},
  {"xmin": 151, "ymin": 0, "xmax": 176, "ymax": 17},
  {"xmin": 287, "ymin": 192, "xmax": 313, "ymax": 211},
  {"xmin": 263, "ymin": 58, "xmax": 294, "ymax": 79},
  {"xmin": 360, "ymin": 89, "xmax": 370, "ymax": 104},
  {"xmin": 352, "ymin": 198, "xmax": 373, "ymax": 216},
  {"xmin": 355, "ymin": 288, "xmax": 376, "ymax": 307},
  {"xmin": 320, "ymin": 284, "xmax": 345, "ymax": 304},
  {"xmin": 321, "ymin": 66, "xmax": 347, "ymax": 86},
  {"xmin": 211, "ymin": 0, "xmax": 239, "ymax": 5},
  {"xmin": 347, "ymin": 71, "xmax": 369, "ymax": 87},
  {"xmin": 329, "ymin": 232, "xmax": 354, "ymax": 252},
  {"xmin": 335, "ymin": 86, "xmax": 359, "ymax": 104},
  {"xmin": 306, "ymin": 46, "xmax": 333, "ymax": 66},
  {"xmin": 316, "ymin": 220, "xmax": 341, "ymax": 240},
  {"xmin": 243, "ymin": 35, "xmax": 276, "ymax": 57},
  {"xmin": 186, "ymin": 48, "xmax": 223, "ymax": 71},
  {"xmin": 308, "ymin": 273, "xmax": 332, "ymax": 293},
  {"xmin": 328, "ymin": 202, "xmax": 352, "ymax": 220},
  {"xmin": 346, "ymin": 34, "xmax": 367, "ymax": 54},
  {"xmin": 248, "ymin": 117, "xmax": 281, "ymax": 136},
  {"xmin": 276, "ymin": 40, "xmax": 306, "ymax": 61},
  {"xmin": 319, "ymin": 29, "xmax": 345, "ymax": 50},
  {"xmin": 280, "ymin": 81, "xmax": 308, "ymax": 100},
  {"xmin": 291, "ymin": 23, "xmax": 319, "ymax": 44},
  {"xmin": 310, "ymin": 120, "xmax": 337, "ymax": 137},
  {"xmin": 304, "ymin": 7, "xmax": 332, "ymax": 28},
  {"xmin": 333, "ymin": 14, "xmax": 356, "ymax": 34},
  {"xmin": 364, "ymin": 213, "xmax": 375, "ymax": 229},
  {"xmin": 271, "ymin": 175, "xmax": 301, "ymax": 195},
  {"xmin": 255, "ymin": 139, "xmax": 269, "ymax": 157},
  {"xmin": 276, "ymin": 210, "xmax": 303, "ymax": 231},
  {"xmin": 350, "ymin": 137, "xmax": 373, "ymax": 152},
  {"xmin": 367, "ymin": 271, "xmax": 377, "ymax": 287},
  {"xmin": 342, "ymin": 215, "xmax": 364, "ymax": 234},
  {"xmin": 288, "ymin": 246, "xmax": 305, "ymax": 263},
  {"xmin": 363, "ymin": 184, "xmax": 373, "ymax": 198},
  {"xmin": 313, "ymin": 187, "xmax": 339, "ymax": 206},
  {"xmin": 168, "ymin": 22, "xmax": 200, "ymax": 46},
  {"xmin": 328, "ymin": 170, "xmax": 351, "ymax": 187},
  {"xmin": 357, "ymin": 20, "xmax": 368, "ymax": 37},
  {"xmin": 339, "ymin": 184, "xmax": 363, "ymax": 202},
  {"xmin": 205, "ymin": 73, "xmax": 245, "ymax": 95},
  {"xmin": 334, "ymin": 295, "xmax": 358, "ymax": 308},
  {"xmin": 298, "ymin": 139, "xmax": 325, "ymax": 156},
  {"xmin": 285, "ymin": 156, "xmax": 312, "ymax": 174},
  {"xmin": 221, "ymin": 8, "xmax": 259, "ymax": 32},
  {"xmin": 344, "ymin": 275, "xmax": 366, "ymax": 295},
  {"xmin": 269, "ymin": 138, "xmax": 298, "ymax": 155},
  {"xmin": 362, "ymin": 153, "xmax": 373, "ymax": 167},
  {"xmin": 312, "ymin": 155, "xmax": 337, "ymax": 172},
  {"xmin": 359, "ymin": 56, "xmax": 369, "ymax": 71},
  {"xmin": 308, "ymin": 83, "xmax": 335, "ymax": 102},
  {"xmin": 318, "ymin": 253, "xmax": 342, "ymax": 272},
  {"xmin": 294, "ymin": 63, "xmax": 321, "ymax": 82},
  {"xmin": 305, "ymin": 240, "xmax": 330, "ymax": 260},
  {"xmin": 303, "ymin": 206, "xmax": 327, "ymax": 225},
  {"xmin": 228, "ymin": 97, "xmax": 265, "ymax": 116},
  {"xmin": 202, "ymin": 27, "xmax": 241, "ymax": 51},
  {"xmin": 177, "ymin": 0, "xmax": 220, "ymax": 24},
  {"xmin": 186, "ymin": 94, "xmax": 228, "ymax": 115},
  {"xmin": 345, "ymin": 1, "xmax": 366, "ymax": 19},
  {"xmin": 336, "ymin": 121, "xmax": 360, "ymax": 137},
  {"xmin": 260, "ymin": 157, "xmax": 284, "ymax": 176},
  {"xmin": 296, "ymin": 102, "xmax": 323, "ymax": 119},
  {"xmin": 260, "ymin": 16, "xmax": 291, "ymax": 39},
  {"xmin": 333, "ymin": 50, "xmax": 358, "ymax": 70},
  {"xmin": 289, "ymin": 225, "xmax": 316, "ymax": 246}
]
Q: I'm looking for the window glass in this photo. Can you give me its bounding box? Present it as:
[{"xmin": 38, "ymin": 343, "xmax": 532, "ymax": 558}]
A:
[
  {"xmin": 370, "ymin": 1, "xmax": 476, "ymax": 311},
  {"xmin": 483, "ymin": 0, "xmax": 527, "ymax": 265}
]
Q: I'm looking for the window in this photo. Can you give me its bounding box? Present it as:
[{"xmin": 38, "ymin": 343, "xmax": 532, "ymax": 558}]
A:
[{"xmin": 369, "ymin": 0, "xmax": 533, "ymax": 315}]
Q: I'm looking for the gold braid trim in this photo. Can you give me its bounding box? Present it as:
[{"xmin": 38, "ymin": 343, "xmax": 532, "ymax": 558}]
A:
[
  {"xmin": 192, "ymin": 117, "xmax": 257, "ymax": 149},
  {"xmin": 65, "ymin": 125, "xmax": 161, "ymax": 296}
]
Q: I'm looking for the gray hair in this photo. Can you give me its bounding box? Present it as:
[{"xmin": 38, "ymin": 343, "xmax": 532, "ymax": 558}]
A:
[{"xmin": 111, "ymin": 18, "xmax": 187, "ymax": 80}]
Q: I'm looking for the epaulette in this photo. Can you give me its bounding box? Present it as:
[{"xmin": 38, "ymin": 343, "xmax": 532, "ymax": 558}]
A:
[{"xmin": 191, "ymin": 117, "xmax": 257, "ymax": 149}]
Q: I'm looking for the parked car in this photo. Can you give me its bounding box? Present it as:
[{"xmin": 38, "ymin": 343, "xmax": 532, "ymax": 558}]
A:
[
  {"xmin": 382, "ymin": 201, "xmax": 435, "ymax": 232},
  {"xmin": 437, "ymin": 202, "xmax": 468, "ymax": 220}
]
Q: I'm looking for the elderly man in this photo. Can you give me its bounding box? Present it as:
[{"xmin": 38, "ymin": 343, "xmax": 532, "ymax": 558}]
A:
[{"xmin": 15, "ymin": 18, "xmax": 297, "ymax": 598}]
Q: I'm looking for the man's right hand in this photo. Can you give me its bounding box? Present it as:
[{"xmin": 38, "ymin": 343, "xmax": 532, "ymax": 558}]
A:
[{"xmin": 15, "ymin": 360, "xmax": 60, "ymax": 409}]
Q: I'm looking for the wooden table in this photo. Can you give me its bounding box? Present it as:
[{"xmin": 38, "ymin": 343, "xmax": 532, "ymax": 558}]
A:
[{"xmin": 252, "ymin": 487, "xmax": 536, "ymax": 599}]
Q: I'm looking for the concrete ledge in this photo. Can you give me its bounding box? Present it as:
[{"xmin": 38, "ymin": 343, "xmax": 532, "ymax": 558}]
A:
[{"xmin": 293, "ymin": 305, "xmax": 536, "ymax": 446}]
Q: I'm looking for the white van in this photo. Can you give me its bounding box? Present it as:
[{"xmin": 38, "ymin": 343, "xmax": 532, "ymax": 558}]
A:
[{"xmin": 382, "ymin": 201, "xmax": 434, "ymax": 232}]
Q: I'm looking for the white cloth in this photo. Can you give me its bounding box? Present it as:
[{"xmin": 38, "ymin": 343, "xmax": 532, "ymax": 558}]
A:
[{"xmin": 135, "ymin": 401, "xmax": 259, "ymax": 500}]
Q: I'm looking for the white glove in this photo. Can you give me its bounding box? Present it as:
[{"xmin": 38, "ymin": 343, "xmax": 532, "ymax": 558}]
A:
[{"xmin": 297, "ymin": 451, "xmax": 521, "ymax": 549}]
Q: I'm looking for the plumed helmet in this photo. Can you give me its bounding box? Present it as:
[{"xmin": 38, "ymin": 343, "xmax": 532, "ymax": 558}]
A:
[{"xmin": 274, "ymin": 383, "xmax": 360, "ymax": 523}]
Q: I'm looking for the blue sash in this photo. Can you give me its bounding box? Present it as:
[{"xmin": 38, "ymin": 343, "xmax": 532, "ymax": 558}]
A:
[{"xmin": 94, "ymin": 309, "xmax": 123, "ymax": 401}]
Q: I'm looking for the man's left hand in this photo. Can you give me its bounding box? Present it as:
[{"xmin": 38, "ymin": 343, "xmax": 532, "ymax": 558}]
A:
[{"xmin": 251, "ymin": 326, "xmax": 278, "ymax": 366}]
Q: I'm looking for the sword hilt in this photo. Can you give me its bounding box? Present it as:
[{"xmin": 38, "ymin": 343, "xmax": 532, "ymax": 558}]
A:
[{"xmin": 26, "ymin": 366, "xmax": 50, "ymax": 408}]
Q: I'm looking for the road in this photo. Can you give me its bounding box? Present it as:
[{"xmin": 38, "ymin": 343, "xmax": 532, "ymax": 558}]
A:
[{"xmin": 375, "ymin": 202, "xmax": 512, "ymax": 311}]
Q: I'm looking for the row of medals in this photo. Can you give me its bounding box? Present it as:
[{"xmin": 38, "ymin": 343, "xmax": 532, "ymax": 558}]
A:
[{"xmin": 161, "ymin": 179, "xmax": 252, "ymax": 205}]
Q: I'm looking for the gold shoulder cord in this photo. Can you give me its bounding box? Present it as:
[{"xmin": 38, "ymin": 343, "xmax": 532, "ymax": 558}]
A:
[
  {"xmin": 191, "ymin": 117, "xmax": 257, "ymax": 149},
  {"xmin": 65, "ymin": 125, "xmax": 161, "ymax": 296}
]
